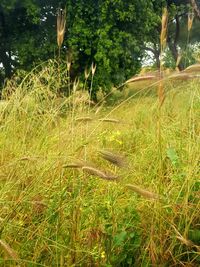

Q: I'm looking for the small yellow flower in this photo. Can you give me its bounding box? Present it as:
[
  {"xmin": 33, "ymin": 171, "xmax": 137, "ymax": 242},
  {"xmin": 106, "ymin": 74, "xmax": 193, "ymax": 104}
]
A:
[{"xmin": 101, "ymin": 251, "xmax": 106, "ymax": 259}]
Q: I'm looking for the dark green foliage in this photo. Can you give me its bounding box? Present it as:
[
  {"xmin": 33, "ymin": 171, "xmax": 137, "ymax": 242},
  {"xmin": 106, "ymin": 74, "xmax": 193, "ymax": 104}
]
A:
[
  {"xmin": 0, "ymin": 0, "xmax": 163, "ymax": 97},
  {"xmin": 65, "ymin": 0, "xmax": 162, "ymax": 97}
]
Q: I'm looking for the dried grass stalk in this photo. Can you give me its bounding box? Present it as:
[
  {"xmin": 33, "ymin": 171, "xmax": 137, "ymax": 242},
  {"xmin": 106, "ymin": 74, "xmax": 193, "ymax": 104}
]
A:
[
  {"xmin": 176, "ymin": 235, "xmax": 194, "ymax": 247},
  {"xmin": 18, "ymin": 156, "xmax": 38, "ymax": 161},
  {"xmin": 75, "ymin": 117, "xmax": 93, "ymax": 122},
  {"xmin": 176, "ymin": 54, "xmax": 182, "ymax": 70},
  {"xmin": 63, "ymin": 161, "xmax": 85, "ymax": 169},
  {"xmin": 172, "ymin": 225, "xmax": 200, "ymax": 252},
  {"xmin": 160, "ymin": 7, "xmax": 168, "ymax": 49},
  {"xmin": 158, "ymin": 7, "xmax": 168, "ymax": 108},
  {"xmin": 183, "ymin": 63, "xmax": 200, "ymax": 73},
  {"xmin": 98, "ymin": 150, "xmax": 126, "ymax": 167},
  {"xmin": 126, "ymin": 184, "xmax": 160, "ymax": 200},
  {"xmin": 0, "ymin": 239, "xmax": 19, "ymax": 260},
  {"xmin": 170, "ymin": 73, "xmax": 200, "ymax": 80},
  {"xmin": 99, "ymin": 118, "xmax": 120, "ymax": 123},
  {"xmin": 125, "ymin": 75, "xmax": 157, "ymax": 84},
  {"xmin": 158, "ymin": 80, "xmax": 165, "ymax": 108},
  {"xmin": 82, "ymin": 166, "xmax": 119, "ymax": 181}
]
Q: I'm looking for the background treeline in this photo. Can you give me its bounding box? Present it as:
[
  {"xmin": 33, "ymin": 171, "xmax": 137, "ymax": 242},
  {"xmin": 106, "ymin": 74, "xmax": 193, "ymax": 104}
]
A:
[{"xmin": 0, "ymin": 0, "xmax": 200, "ymax": 98}]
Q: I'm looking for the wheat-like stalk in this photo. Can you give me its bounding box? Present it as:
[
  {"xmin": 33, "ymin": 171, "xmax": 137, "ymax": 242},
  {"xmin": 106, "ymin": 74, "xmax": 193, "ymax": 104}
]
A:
[
  {"xmin": 91, "ymin": 62, "xmax": 97, "ymax": 76},
  {"xmin": 158, "ymin": 7, "xmax": 168, "ymax": 108},
  {"xmin": 98, "ymin": 150, "xmax": 126, "ymax": 167},
  {"xmin": 75, "ymin": 117, "xmax": 93, "ymax": 122},
  {"xmin": 84, "ymin": 67, "xmax": 91, "ymax": 80},
  {"xmin": 160, "ymin": 7, "xmax": 168, "ymax": 50},
  {"xmin": 188, "ymin": 12, "xmax": 194, "ymax": 32},
  {"xmin": 0, "ymin": 239, "xmax": 19, "ymax": 260},
  {"xmin": 126, "ymin": 75, "xmax": 157, "ymax": 84},
  {"xmin": 170, "ymin": 73, "xmax": 200, "ymax": 80},
  {"xmin": 82, "ymin": 166, "xmax": 119, "ymax": 181},
  {"xmin": 126, "ymin": 184, "xmax": 160, "ymax": 200},
  {"xmin": 63, "ymin": 160, "xmax": 85, "ymax": 168},
  {"xmin": 158, "ymin": 81, "xmax": 165, "ymax": 108},
  {"xmin": 57, "ymin": 8, "xmax": 66, "ymax": 50},
  {"xmin": 184, "ymin": 63, "xmax": 200, "ymax": 72}
]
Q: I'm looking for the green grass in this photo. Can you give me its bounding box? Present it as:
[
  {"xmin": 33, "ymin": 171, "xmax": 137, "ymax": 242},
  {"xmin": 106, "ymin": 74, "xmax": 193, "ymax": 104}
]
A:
[{"xmin": 0, "ymin": 69, "xmax": 199, "ymax": 266}]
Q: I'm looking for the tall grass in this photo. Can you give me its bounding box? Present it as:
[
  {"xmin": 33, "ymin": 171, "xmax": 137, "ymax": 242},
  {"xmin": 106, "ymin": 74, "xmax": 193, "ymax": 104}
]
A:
[{"xmin": 0, "ymin": 62, "xmax": 199, "ymax": 266}]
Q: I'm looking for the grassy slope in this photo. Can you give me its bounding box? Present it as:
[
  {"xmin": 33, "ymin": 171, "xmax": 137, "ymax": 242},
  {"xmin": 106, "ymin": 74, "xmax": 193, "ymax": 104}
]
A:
[{"xmin": 0, "ymin": 79, "xmax": 199, "ymax": 266}]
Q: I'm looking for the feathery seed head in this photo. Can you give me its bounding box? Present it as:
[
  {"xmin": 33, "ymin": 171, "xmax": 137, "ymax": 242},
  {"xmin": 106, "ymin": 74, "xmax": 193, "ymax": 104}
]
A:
[{"xmin": 57, "ymin": 8, "xmax": 66, "ymax": 49}]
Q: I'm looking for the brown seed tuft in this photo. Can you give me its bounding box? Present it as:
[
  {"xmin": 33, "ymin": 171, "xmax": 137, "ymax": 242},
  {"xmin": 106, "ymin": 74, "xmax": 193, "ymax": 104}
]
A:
[
  {"xmin": 63, "ymin": 161, "xmax": 85, "ymax": 169},
  {"xmin": 82, "ymin": 166, "xmax": 119, "ymax": 181},
  {"xmin": 98, "ymin": 150, "xmax": 126, "ymax": 167},
  {"xmin": 126, "ymin": 184, "xmax": 160, "ymax": 200},
  {"xmin": 57, "ymin": 8, "xmax": 66, "ymax": 49}
]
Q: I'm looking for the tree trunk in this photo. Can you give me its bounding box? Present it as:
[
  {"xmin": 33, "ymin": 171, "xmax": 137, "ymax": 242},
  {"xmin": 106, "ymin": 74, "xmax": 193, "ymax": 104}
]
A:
[
  {"xmin": 144, "ymin": 45, "xmax": 160, "ymax": 69},
  {"xmin": 167, "ymin": 14, "xmax": 184, "ymax": 71},
  {"xmin": 190, "ymin": 0, "xmax": 200, "ymax": 20},
  {"xmin": 0, "ymin": 6, "xmax": 12, "ymax": 82},
  {"xmin": 0, "ymin": 49, "xmax": 12, "ymax": 79}
]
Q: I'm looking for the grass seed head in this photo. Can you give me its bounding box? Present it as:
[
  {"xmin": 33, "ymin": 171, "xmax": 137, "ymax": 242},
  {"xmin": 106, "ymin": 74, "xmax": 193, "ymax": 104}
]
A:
[
  {"xmin": 91, "ymin": 62, "xmax": 97, "ymax": 76},
  {"xmin": 126, "ymin": 184, "xmax": 160, "ymax": 200},
  {"xmin": 75, "ymin": 117, "xmax": 93, "ymax": 122},
  {"xmin": 188, "ymin": 12, "xmax": 194, "ymax": 32},
  {"xmin": 84, "ymin": 67, "xmax": 91, "ymax": 79},
  {"xmin": 98, "ymin": 150, "xmax": 126, "ymax": 167},
  {"xmin": 63, "ymin": 160, "xmax": 85, "ymax": 169},
  {"xmin": 57, "ymin": 8, "xmax": 66, "ymax": 49},
  {"xmin": 82, "ymin": 166, "xmax": 119, "ymax": 181}
]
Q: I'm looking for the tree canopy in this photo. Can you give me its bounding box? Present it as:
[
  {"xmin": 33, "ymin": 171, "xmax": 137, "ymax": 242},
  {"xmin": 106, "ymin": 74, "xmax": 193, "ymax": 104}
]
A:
[{"xmin": 0, "ymin": 0, "xmax": 199, "ymax": 98}]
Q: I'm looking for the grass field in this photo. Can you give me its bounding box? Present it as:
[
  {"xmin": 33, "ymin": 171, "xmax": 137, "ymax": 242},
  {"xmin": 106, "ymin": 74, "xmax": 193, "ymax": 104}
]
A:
[{"xmin": 0, "ymin": 72, "xmax": 199, "ymax": 266}]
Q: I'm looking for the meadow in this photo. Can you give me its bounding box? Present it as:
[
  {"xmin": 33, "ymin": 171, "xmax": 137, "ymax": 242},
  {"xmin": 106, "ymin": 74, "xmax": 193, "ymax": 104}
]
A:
[{"xmin": 0, "ymin": 63, "xmax": 199, "ymax": 266}]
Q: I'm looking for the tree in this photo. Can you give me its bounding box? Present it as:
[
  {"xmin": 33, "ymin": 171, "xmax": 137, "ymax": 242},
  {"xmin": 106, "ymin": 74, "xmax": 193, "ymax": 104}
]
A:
[
  {"xmin": 145, "ymin": 0, "xmax": 200, "ymax": 70},
  {"xmin": 0, "ymin": 0, "xmax": 165, "ymax": 99},
  {"xmin": 65, "ymin": 0, "xmax": 164, "ymax": 100},
  {"xmin": 0, "ymin": 0, "xmax": 65, "ymax": 87},
  {"xmin": 0, "ymin": 1, "xmax": 41, "ymax": 85}
]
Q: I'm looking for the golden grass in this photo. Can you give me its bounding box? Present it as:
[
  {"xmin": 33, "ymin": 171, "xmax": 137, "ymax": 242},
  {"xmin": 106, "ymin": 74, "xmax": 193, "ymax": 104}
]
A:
[{"xmin": 0, "ymin": 62, "xmax": 199, "ymax": 266}]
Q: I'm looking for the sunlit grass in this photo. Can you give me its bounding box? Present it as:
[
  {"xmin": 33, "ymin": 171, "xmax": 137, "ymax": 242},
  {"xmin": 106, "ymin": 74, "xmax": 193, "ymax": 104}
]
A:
[{"xmin": 0, "ymin": 68, "xmax": 199, "ymax": 266}]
